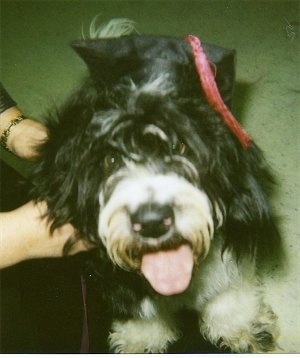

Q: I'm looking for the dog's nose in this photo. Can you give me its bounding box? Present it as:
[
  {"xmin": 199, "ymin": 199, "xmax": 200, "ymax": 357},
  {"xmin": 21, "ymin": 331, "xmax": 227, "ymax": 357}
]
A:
[{"xmin": 131, "ymin": 203, "xmax": 174, "ymax": 238}]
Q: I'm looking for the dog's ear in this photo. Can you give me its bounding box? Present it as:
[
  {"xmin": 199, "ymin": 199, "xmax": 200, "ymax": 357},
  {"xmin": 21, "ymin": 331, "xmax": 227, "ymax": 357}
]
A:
[{"xmin": 222, "ymin": 147, "xmax": 282, "ymax": 264}]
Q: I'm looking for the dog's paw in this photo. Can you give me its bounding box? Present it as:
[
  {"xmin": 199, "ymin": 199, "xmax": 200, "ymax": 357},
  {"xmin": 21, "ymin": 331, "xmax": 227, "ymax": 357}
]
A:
[
  {"xmin": 109, "ymin": 318, "xmax": 179, "ymax": 353},
  {"xmin": 202, "ymin": 303, "xmax": 279, "ymax": 353},
  {"xmin": 247, "ymin": 303, "xmax": 279, "ymax": 352}
]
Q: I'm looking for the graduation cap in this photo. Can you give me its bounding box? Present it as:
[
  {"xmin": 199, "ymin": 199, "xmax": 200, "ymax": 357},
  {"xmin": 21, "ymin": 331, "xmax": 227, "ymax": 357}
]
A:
[{"xmin": 71, "ymin": 34, "xmax": 250, "ymax": 148}]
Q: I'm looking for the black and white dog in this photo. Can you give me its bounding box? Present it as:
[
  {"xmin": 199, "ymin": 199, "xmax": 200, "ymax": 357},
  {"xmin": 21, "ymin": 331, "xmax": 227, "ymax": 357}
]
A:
[{"xmin": 32, "ymin": 19, "xmax": 281, "ymax": 353}]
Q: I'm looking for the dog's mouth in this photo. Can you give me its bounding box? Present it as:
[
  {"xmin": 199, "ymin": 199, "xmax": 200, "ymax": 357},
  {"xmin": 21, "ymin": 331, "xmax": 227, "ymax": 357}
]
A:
[
  {"xmin": 100, "ymin": 190, "xmax": 213, "ymax": 296},
  {"xmin": 140, "ymin": 244, "xmax": 194, "ymax": 296}
]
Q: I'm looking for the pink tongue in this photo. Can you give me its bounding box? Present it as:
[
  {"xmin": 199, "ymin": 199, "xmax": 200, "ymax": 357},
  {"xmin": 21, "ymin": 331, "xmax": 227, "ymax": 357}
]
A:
[{"xmin": 141, "ymin": 245, "xmax": 194, "ymax": 296}]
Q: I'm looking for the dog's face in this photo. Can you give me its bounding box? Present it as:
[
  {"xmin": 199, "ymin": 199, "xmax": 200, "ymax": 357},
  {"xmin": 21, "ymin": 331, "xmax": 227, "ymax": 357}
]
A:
[
  {"xmin": 94, "ymin": 83, "xmax": 222, "ymax": 295},
  {"xmin": 70, "ymin": 36, "xmax": 236, "ymax": 295},
  {"xmin": 33, "ymin": 34, "xmax": 279, "ymax": 296}
]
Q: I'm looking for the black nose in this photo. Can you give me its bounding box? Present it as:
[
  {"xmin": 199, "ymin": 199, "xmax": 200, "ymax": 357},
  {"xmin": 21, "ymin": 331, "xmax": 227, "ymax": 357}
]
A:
[{"xmin": 131, "ymin": 203, "xmax": 174, "ymax": 238}]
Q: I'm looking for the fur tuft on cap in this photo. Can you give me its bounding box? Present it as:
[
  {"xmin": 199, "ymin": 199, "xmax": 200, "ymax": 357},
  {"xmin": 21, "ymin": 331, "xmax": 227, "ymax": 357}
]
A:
[{"xmin": 87, "ymin": 16, "xmax": 138, "ymax": 39}]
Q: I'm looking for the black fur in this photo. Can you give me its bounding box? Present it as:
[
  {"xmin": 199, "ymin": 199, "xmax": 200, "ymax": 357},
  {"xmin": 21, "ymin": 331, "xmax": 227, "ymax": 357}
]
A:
[
  {"xmin": 30, "ymin": 34, "xmax": 281, "ymax": 351},
  {"xmin": 31, "ymin": 73, "xmax": 280, "ymax": 260}
]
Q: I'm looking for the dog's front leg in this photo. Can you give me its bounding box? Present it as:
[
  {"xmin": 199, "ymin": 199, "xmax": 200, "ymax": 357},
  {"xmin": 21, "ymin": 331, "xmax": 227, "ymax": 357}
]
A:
[
  {"xmin": 108, "ymin": 317, "xmax": 179, "ymax": 353},
  {"xmin": 198, "ymin": 284, "xmax": 279, "ymax": 353}
]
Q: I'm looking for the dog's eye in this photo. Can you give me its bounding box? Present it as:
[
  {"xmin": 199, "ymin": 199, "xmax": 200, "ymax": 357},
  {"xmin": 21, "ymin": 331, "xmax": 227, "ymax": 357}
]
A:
[
  {"xmin": 172, "ymin": 142, "xmax": 186, "ymax": 155},
  {"xmin": 104, "ymin": 152, "xmax": 122, "ymax": 170},
  {"xmin": 178, "ymin": 142, "xmax": 186, "ymax": 155}
]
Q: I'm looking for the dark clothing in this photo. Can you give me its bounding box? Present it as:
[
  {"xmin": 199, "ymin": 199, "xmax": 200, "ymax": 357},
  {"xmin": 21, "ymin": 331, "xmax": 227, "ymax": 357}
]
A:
[{"xmin": 0, "ymin": 82, "xmax": 17, "ymax": 113}]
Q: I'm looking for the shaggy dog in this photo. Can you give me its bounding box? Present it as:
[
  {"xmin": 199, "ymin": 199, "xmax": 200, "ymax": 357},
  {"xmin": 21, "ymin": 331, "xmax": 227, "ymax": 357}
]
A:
[{"xmin": 32, "ymin": 19, "xmax": 281, "ymax": 353}]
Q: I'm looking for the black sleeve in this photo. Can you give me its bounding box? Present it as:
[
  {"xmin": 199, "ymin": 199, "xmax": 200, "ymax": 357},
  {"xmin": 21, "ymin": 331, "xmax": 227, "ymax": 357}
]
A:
[{"xmin": 0, "ymin": 82, "xmax": 17, "ymax": 114}]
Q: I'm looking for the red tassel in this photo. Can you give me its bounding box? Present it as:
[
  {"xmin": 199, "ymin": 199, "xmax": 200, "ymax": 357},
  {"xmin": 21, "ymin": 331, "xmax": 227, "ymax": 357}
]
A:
[{"xmin": 184, "ymin": 35, "xmax": 251, "ymax": 149}]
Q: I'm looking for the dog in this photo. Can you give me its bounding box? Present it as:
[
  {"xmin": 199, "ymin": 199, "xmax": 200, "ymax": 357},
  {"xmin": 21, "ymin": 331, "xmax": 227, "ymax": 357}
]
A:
[{"xmin": 31, "ymin": 19, "xmax": 281, "ymax": 353}]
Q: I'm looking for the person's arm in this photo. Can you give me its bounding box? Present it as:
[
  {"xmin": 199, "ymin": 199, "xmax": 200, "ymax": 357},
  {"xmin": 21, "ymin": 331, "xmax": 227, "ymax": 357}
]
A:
[
  {"xmin": 0, "ymin": 83, "xmax": 48, "ymax": 160},
  {"xmin": 0, "ymin": 200, "xmax": 91, "ymax": 269},
  {"xmin": 0, "ymin": 106, "xmax": 48, "ymax": 160},
  {"xmin": 0, "ymin": 84, "xmax": 92, "ymax": 269}
]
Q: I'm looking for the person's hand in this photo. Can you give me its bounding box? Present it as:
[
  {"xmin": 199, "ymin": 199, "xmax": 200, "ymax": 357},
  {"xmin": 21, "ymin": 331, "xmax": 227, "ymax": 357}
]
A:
[
  {"xmin": 0, "ymin": 201, "xmax": 93, "ymax": 269},
  {"xmin": 0, "ymin": 106, "xmax": 48, "ymax": 160}
]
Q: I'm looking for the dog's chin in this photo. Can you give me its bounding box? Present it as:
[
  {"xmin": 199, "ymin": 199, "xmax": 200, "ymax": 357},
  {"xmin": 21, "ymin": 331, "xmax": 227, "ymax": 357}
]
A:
[{"xmin": 141, "ymin": 244, "xmax": 194, "ymax": 296}]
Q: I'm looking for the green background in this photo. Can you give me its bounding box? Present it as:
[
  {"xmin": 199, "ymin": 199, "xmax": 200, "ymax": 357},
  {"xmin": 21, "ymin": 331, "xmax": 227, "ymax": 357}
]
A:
[{"xmin": 1, "ymin": 0, "xmax": 299, "ymax": 352}]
